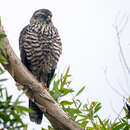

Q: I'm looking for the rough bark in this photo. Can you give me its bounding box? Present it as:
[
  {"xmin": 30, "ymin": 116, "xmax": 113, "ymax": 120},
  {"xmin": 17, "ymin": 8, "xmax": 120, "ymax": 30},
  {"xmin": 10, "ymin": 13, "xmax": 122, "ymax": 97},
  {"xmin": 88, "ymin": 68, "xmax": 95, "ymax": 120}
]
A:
[{"xmin": 0, "ymin": 26, "xmax": 83, "ymax": 130}]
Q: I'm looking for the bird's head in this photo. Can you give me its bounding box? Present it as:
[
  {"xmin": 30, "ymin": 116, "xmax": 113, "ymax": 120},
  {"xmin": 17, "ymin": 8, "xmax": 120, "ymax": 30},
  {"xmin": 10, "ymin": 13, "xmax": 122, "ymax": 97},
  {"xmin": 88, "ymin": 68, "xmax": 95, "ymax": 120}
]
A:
[{"xmin": 30, "ymin": 9, "xmax": 52, "ymax": 24}]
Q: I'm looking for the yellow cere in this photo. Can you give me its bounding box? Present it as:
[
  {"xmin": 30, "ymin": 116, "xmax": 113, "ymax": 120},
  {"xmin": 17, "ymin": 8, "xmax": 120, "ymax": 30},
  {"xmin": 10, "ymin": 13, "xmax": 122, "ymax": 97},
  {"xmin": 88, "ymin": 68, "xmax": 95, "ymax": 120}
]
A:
[{"xmin": 48, "ymin": 15, "xmax": 51, "ymax": 19}]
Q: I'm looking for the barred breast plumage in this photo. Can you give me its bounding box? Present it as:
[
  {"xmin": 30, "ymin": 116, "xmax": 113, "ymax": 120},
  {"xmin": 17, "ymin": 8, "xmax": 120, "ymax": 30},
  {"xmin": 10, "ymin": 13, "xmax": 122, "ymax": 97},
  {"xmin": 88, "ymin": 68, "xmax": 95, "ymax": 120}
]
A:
[
  {"xmin": 20, "ymin": 21, "xmax": 62, "ymax": 76},
  {"xmin": 19, "ymin": 9, "xmax": 62, "ymax": 124}
]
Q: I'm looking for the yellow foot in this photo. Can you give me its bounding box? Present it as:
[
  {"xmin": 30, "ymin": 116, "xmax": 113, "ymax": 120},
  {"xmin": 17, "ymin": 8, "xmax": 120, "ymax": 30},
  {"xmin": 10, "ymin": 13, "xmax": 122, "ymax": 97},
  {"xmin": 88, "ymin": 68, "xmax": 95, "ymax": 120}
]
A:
[{"xmin": 42, "ymin": 82, "xmax": 48, "ymax": 91}]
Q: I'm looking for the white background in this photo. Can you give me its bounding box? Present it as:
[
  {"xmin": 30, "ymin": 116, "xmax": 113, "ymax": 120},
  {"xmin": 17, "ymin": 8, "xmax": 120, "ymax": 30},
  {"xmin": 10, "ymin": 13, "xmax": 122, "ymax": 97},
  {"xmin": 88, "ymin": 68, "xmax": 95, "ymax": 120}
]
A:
[{"xmin": 0, "ymin": 0, "xmax": 130, "ymax": 129}]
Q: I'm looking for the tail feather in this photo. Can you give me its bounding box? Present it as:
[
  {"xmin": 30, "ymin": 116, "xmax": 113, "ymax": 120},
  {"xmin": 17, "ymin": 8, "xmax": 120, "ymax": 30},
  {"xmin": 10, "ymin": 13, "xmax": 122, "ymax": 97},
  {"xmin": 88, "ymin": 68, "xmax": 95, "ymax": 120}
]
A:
[{"xmin": 29, "ymin": 99, "xmax": 43, "ymax": 124}]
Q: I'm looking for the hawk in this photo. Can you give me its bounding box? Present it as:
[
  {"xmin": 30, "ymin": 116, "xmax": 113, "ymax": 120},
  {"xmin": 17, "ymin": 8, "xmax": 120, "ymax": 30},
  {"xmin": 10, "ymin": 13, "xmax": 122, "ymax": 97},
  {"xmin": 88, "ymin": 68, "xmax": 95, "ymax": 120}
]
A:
[{"xmin": 19, "ymin": 9, "xmax": 62, "ymax": 124}]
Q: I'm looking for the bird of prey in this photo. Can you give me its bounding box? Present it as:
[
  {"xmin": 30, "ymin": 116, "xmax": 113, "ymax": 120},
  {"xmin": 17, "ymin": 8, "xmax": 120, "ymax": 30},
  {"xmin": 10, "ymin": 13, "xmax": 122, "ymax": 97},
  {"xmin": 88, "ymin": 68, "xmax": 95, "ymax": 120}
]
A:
[{"xmin": 19, "ymin": 9, "xmax": 62, "ymax": 124}]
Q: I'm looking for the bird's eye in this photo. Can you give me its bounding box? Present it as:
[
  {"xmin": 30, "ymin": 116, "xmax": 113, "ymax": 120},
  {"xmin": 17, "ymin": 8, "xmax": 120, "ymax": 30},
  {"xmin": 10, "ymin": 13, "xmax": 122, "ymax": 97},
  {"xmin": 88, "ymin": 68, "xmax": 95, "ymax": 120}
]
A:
[{"xmin": 48, "ymin": 15, "xmax": 51, "ymax": 19}]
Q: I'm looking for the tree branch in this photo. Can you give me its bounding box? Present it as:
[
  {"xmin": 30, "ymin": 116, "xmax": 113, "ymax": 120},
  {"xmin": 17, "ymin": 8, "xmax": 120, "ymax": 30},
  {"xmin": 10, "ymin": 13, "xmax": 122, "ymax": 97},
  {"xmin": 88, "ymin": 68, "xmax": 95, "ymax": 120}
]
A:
[{"xmin": 0, "ymin": 26, "xmax": 83, "ymax": 130}]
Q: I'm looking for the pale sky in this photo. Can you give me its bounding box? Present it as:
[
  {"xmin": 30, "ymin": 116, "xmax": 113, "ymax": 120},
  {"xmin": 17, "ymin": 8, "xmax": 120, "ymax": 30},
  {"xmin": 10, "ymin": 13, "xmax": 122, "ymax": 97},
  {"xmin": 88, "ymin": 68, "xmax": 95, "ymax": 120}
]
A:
[{"xmin": 1, "ymin": 0, "xmax": 130, "ymax": 129}]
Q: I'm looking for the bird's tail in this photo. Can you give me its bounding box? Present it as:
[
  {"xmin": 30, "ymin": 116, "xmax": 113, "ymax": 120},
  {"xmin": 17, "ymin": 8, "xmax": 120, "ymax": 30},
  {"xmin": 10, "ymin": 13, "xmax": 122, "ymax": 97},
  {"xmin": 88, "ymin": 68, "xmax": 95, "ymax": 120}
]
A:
[{"xmin": 29, "ymin": 99, "xmax": 43, "ymax": 124}]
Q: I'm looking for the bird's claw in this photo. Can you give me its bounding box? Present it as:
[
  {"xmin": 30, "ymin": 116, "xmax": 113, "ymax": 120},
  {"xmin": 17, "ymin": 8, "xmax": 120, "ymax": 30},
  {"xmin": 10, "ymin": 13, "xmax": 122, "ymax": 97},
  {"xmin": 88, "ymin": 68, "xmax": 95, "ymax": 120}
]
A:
[{"xmin": 42, "ymin": 82, "xmax": 48, "ymax": 91}]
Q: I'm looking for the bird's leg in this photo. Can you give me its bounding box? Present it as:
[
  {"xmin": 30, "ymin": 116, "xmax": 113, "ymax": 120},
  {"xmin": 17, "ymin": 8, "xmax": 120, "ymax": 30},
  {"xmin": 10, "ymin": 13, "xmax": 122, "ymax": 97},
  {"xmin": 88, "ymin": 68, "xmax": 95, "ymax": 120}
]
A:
[
  {"xmin": 42, "ymin": 82, "xmax": 48, "ymax": 91},
  {"xmin": 40, "ymin": 76, "xmax": 48, "ymax": 91}
]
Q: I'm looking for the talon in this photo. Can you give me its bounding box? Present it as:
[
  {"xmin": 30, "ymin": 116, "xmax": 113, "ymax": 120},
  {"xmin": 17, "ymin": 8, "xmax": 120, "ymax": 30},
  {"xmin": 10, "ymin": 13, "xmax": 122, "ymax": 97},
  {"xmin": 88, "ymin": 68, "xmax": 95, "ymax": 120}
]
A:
[
  {"xmin": 42, "ymin": 82, "xmax": 48, "ymax": 91},
  {"xmin": 45, "ymin": 87, "xmax": 48, "ymax": 91},
  {"xmin": 42, "ymin": 82, "xmax": 47, "ymax": 87}
]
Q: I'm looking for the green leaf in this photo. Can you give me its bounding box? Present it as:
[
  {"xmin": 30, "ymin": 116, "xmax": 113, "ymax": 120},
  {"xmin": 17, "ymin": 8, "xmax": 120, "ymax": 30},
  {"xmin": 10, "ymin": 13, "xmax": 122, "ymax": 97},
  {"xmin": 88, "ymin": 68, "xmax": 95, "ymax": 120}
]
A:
[
  {"xmin": 66, "ymin": 107, "xmax": 81, "ymax": 115},
  {"xmin": 96, "ymin": 115, "xmax": 106, "ymax": 129},
  {"xmin": 53, "ymin": 80, "xmax": 60, "ymax": 91},
  {"xmin": 86, "ymin": 126, "xmax": 94, "ymax": 130},
  {"xmin": 76, "ymin": 86, "xmax": 85, "ymax": 96},
  {"xmin": 0, "ymin": 55, "xmax": 8, "ymax": 64},
  {"xmin": 0, "ymin": 87, "xmax": 4, "ymax": 98},
  {"xmin": 72, "ymin": 99, "xmax": 82, "ymax": 109},
  {"xmin": 0, "ymin": 34, "xmax": 6, "ymax": 39},
  {"xmin": 0, "ymin": 78, "xmax": 8, "ymax": 82},
  {"xmin": 15, "ymin": 106, "xmax": 33, "ymax": 113},
  {"xmin": 60, "ymin": 67, "xmax": 71, "ymax": 89},
  {"xmin": 72, "ymin": 99, "xmax": 78, "ymax": 108},
  {"xmin": 80, "ymin": 120, "xmax": 88, "ymax": 128},
  {"xmin": 121, "ymin": 119, "xmax": 130, "ymax": 127},
  {"xmin": 0, "ymin": 66, "xmax": 4, "ymax": 74},
  {"xmin": 65, "ymin": 66, "xmax": 70, "ymax": 75},
  {"xmin": 111, "ymin": 122, "xmax": 120, "ymax": 128},
  {"xmin": 123, "ymin": 106, "xmax": 128, "ymax": 114},
  {"xmin": 60, "ymin": 100, "xmax": 73, "ymax": 106},
  {"xmin": 0, "ymin": 18, "xmax": 1, "ymax": 27},
  {"xmin": 60, "ymin": 88, "xmax": 74, "ymax": 96},
  {"xmin": 0, "ymin": 113, "xmax": 10, "ymax": 122},
  {"xmin": 113, "ymin": 122, "xmax": 126, "ymax": 129},
  {"xmin": 24, "ymin": 125, "xmax": 28, "ymax": 130},
  {"xmin": 51, "ymin": 73, "xmax": 56, "ymax": 82},
  {"xmin": 94, "ymin": 102, "xmax": 101, "ymax": 113},
  {"xmin": 14, "ymin": 124, "xmax": 26, "ymax": 129},
  {"xmin": 49, "ymin": 91, "xmax": 61, "ymax": 101},
  {"xmin": 104, "ymin": 119, "xmax": 109, "ymax": 127},
  {"xmin": 0, "ymin": 42, "xmax": 6, "ymax": 57}
]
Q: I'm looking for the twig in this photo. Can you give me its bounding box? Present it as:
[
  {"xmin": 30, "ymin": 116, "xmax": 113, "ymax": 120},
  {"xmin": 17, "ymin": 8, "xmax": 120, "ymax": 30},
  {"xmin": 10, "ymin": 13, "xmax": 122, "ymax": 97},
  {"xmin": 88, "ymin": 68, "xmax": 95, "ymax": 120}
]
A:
[
  {"xmin": 114, "ymin": 16, "xmax": 130, "ymax": 77},
  {"xmin": 104, "ymin": 67, "xmax": 124, "ymax": 97}
]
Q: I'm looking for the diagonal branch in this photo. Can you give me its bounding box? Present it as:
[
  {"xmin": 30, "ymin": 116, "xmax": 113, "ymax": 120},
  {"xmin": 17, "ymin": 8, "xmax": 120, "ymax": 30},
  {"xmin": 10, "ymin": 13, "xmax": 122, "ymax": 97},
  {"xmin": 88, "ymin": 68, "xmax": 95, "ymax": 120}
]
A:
[{"xmin": 0, "ymin": 26, "xmax": 83, "ymax": 130}]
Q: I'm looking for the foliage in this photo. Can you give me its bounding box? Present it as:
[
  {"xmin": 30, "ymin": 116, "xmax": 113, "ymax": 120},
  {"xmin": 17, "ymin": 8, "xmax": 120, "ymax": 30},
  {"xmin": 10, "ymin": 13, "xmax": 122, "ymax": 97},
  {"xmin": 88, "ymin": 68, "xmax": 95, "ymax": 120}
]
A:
[
  {"xmin": 0, "ymin": 66, "xmax": 31, "ymax": 129},
  {"xmin": 0, "ymin": 87, "xmax": 30, "ymax": 129},
  {"xmin": 0, "ymin": 64, "xmax": 129, "ymax": 129},
  {"xmin": 0, "ymin": 19, "xmax": 8, "ymax": 65},
  {"xmin": 0, "ymin": 18, "xmax": 130, "ymax": 129},
  {"xmin": 47, "ymin": 67, "xmax": 130, "ymax": 130},
  {"xmin": 0, "ymin": 25, "xmax": 30, "ymax": 130}
]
